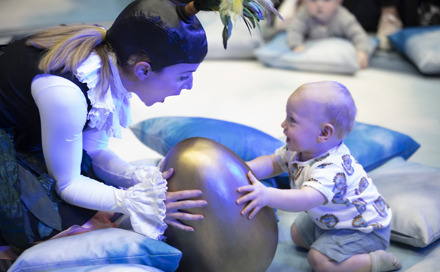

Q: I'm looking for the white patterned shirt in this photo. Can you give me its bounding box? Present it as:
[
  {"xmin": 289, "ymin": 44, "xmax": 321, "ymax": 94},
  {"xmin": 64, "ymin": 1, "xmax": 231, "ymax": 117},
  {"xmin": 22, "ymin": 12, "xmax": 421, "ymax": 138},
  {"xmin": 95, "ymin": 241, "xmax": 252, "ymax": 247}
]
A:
[{"xmin": 275, "ymin": 143, "xmax": 391, "ymax": 233}]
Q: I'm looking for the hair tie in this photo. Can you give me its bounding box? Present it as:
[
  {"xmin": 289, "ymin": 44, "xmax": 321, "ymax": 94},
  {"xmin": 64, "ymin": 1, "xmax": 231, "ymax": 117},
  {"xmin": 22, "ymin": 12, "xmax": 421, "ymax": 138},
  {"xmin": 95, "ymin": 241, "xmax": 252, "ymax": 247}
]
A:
[{"xmin": 176, "ymin": 1, "xmax": 199, "ymax": 23}]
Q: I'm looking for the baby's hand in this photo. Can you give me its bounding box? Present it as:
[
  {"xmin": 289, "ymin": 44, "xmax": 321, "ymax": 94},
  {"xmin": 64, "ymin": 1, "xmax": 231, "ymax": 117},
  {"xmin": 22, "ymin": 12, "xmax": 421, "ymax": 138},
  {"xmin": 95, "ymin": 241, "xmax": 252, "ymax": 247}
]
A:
[
  {"xmin": 357, "ymin": 50, "xmax": 369, "ymax": 69},
  {"xmin": 236, "ymin": 172, "xmax": 269, "ymax": 219},
  {"xmin": 293, "ymin": 45, "xmax": 306, "ymax": 52}
]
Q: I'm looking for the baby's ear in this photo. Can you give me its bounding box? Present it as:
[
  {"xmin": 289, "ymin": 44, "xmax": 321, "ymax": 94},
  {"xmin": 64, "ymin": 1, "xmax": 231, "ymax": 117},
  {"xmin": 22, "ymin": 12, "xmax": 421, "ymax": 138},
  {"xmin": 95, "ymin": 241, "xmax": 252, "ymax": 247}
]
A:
[{"xmin": 317, "ymin": 123, "xmax": 334, "ymax": 143}]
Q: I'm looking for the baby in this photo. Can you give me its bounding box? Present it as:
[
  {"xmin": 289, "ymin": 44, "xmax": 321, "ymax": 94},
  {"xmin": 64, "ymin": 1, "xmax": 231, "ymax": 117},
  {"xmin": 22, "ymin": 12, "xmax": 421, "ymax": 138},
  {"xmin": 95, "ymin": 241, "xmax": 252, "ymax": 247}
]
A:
[
  {"xmin": 287, "ymin": 0, "xmax": 371, "ymax": 68},
  {"xmin": 236, "ymin": 81, "xmax": 401, "ymax": 272}
]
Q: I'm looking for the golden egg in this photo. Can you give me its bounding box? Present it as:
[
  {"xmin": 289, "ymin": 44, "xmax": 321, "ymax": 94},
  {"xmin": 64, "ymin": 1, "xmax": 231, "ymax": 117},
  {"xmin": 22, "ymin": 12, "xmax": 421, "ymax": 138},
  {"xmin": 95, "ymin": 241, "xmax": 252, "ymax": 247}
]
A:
[{"xmin": 162, "ymin": 137, "xmax": 278, "ymax": 272}]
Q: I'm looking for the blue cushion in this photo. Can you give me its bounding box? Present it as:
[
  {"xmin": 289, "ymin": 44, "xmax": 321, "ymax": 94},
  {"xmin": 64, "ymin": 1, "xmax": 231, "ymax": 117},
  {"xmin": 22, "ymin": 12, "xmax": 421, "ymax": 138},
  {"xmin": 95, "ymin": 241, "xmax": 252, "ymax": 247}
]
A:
[
  {"xmin": 389, "ymin": 26, "xmax": 440, "ymax": 75},
  {"xmin": 254, "ymin": 32, "xmax": 378, "ymax": 75},
  {"xmin": 42, "ymin": 264, "xmax": 164, "ymax": 272},
  {"xmin": 131, "ymin": 116, "xmax": 286, "ymax": 187},
  {"xmin": 345, "ymin": 122, "xmax": 420, "ymax": 172},
  {"xmin": 131, "ymin": 116, "xmax": 284, "ymax": 162},
  {"xmin": 8, "ymin": 228, "xmax": 182, "ymax": 272},
  {"xmin": 131, "ymin": 117, "xmax": 420, "ymax": 173}
]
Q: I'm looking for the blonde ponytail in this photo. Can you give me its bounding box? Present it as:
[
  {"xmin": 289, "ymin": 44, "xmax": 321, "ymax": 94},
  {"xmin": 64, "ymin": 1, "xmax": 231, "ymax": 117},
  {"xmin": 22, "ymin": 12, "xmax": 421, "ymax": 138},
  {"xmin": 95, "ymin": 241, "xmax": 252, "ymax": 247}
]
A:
[{"xmin": 27, "ymin": 24, "xmax": 112, "ymax": 98}]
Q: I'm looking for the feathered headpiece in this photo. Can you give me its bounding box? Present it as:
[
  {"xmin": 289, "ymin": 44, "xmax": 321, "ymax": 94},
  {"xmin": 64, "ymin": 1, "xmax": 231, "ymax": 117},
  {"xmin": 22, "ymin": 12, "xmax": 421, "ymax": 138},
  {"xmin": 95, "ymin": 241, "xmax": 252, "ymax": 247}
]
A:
[{"xmin": 177, "ymin": 0, "xmax": 282, "ymax": 48}]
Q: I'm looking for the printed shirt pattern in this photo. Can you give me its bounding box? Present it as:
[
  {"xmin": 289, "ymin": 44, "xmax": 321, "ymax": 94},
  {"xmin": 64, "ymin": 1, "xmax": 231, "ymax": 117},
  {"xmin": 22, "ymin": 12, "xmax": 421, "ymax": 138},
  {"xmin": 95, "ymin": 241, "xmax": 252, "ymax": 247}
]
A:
[{"xmin": 275, "ymin": 143, "xmax": 392, "ymax": 233}]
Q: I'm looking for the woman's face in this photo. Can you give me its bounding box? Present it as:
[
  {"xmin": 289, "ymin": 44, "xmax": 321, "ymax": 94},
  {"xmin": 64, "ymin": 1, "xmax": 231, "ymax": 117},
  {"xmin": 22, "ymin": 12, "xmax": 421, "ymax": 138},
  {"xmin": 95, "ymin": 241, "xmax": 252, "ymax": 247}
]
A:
[{"xmin": 124, "ymin": 63, "xmax": 200, "ymax": 106}]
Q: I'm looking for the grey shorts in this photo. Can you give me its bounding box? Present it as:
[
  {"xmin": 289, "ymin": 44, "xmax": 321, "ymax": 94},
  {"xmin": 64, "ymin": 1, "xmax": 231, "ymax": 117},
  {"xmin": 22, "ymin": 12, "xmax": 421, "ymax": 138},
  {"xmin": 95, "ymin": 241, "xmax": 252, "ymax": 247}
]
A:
[{"xmin": 294, "ymin": 212, "xmax": 391, "ymax": 262}]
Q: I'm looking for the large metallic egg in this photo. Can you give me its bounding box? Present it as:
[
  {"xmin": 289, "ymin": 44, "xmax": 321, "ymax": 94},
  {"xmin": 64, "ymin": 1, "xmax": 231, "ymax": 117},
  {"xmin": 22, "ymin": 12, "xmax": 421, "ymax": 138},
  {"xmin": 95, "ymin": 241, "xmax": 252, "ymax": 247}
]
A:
[{"xmin": 161, "ymin": 137, "xmax": 278, "ymax": 272}]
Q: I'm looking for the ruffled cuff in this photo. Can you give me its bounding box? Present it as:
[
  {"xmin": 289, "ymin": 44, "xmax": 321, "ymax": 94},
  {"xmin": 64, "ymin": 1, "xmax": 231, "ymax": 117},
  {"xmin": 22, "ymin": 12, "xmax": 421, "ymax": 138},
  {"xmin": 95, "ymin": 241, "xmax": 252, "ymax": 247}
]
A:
[
  {"xmin": 119, "ymin": 167, "xmax": 168, "ymax": 240},
  {"xmin": 132, "ymin": 165, "xmax": 162, "ymax": 185}
]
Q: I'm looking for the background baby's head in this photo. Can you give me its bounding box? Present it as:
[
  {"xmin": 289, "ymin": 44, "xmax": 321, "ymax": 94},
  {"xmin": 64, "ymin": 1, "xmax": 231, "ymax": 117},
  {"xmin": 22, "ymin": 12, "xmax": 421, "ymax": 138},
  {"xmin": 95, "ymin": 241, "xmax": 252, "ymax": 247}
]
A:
[{"xmin": 303, "ymin": 0, "xmax": 342, "ymax": 23}]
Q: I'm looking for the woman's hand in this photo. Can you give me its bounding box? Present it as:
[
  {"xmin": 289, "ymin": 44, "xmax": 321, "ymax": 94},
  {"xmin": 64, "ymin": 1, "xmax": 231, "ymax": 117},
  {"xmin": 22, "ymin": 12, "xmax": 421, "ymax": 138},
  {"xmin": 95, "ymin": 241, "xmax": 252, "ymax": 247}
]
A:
[
  {"xmin": 165, "ymin": 189, "xmax": 207, "ymax": 232},
  {"xmin": 236, "ymin": 171, "xmax": 270, "ymax": 219},
  {"xmin": 162, "ymin": 167, "xmax": 208, "ymax": 232},
  {"xmin": 161, "ymin": 167, "xmax": 174, "ymax": 180}
]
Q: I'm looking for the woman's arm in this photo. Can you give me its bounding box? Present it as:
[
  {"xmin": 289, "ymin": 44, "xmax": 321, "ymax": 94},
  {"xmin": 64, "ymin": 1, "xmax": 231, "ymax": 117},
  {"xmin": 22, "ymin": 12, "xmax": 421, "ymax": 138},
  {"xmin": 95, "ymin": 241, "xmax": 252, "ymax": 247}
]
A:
[
  {"xmin": 32, "ymin": 75, "xmax": 206, "ymax": 235},
  {"xmin": 33, "ymin": 75, "xmax": 172, "ymax": 239},
  {"xmin": 83, "ymin": 127, "xmax": 145, "ymax": 188},
  {"xmin": 32, "ymin": 75, "xmax": 124, "ymax": 212}
]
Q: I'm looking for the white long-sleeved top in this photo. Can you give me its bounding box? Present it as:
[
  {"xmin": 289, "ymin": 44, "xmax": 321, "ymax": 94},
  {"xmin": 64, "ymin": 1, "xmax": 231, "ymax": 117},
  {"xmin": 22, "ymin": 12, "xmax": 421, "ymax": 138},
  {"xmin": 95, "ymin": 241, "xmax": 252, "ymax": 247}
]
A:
[{"xmin": 30, "ymin": 53, "xmax": 167, "ymax": 240}]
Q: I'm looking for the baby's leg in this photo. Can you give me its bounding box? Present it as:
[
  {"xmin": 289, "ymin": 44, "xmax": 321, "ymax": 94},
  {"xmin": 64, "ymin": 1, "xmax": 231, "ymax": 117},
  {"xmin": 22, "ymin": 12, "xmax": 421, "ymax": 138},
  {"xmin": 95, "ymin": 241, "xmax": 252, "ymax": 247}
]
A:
[
  {"xmin": 305, "ymin": 225, "xmax": 401, "ymax": 272},
  {"xmin": 369, "ymin": 250, "xmax": 402, "ymax": 272},
  {"xmin": 289, "ymin": 212, "xmax": 317, "ymax": 249},
  {"xmin": 290, "ymin": 223, "xmax": 309, "ymax": 249},
  {"xmin": 307, "ymin": 249, "xmax": 371, "ymax": 272},
  {"xmin": 308, "ymin": 249, "xmax": 401, "ymax": 272}
]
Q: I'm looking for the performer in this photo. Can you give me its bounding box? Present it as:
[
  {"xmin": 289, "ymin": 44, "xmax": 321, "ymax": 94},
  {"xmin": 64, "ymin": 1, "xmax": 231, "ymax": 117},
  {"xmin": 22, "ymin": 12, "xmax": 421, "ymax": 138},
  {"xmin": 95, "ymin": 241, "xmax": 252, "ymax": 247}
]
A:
[{"xmin": 0, "ymin": 0, "xmax": 213, "ymax": 255}]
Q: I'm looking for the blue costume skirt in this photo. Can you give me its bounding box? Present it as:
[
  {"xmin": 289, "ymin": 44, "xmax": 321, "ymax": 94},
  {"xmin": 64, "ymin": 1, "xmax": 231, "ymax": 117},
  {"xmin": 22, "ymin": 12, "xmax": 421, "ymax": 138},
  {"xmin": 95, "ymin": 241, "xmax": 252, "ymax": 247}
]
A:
[{"xmin": 0, "ymin": 129, "xmax": 97, "ymax": 254}]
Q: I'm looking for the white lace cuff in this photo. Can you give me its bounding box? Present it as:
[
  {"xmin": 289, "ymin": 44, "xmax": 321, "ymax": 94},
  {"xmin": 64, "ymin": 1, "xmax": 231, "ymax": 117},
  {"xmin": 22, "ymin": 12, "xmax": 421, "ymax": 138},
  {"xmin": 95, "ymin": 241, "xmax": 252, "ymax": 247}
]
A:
[{"xmin": 119, "ymin": 167, "xmax": 168, "ymax": 240}]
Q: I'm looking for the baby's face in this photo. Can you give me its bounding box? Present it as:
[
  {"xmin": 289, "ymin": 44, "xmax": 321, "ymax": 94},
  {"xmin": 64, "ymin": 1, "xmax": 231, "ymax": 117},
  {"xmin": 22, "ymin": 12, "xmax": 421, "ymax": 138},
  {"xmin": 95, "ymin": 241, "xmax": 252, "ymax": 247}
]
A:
[
  {"xmin": 304, "ymin": 0, "xmax": 340, "ymax": 23},
  {"xmin": 281, "ymin": 90, "xmax": 326, "ymax": 161}
]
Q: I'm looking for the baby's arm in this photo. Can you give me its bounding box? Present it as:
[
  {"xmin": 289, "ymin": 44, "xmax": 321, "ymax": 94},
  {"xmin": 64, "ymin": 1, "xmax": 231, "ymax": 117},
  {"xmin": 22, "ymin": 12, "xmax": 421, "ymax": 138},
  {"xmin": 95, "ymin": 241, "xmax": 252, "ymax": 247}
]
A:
[
  {"xmin": 236, "ymin": 172, "xmax": 326, "ymax": 219},
  {"xmin": 341, "ymin": 9, "xmax": 371, "ymax": 68},
  {"xmin": 293, "ymin": 45, "xmax": 307, "ymax": 52},
  {"xmin": 246, "ymin": 154, "xmax": 283, "ymax": 180},
  {"xmin": 286, "ymin": 6, "xmax": 308, "ymax": 52}
]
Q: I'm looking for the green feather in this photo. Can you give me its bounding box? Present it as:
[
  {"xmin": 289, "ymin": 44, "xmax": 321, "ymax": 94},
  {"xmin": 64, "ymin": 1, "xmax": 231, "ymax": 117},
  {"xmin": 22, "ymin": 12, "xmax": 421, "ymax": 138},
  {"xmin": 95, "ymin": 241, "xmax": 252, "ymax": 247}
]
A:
[{"xmin": 209, "ymin": 0, "xmax": 283, "ymax": 48}]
